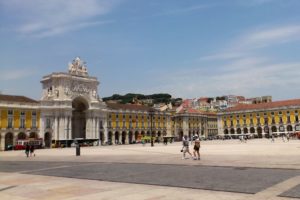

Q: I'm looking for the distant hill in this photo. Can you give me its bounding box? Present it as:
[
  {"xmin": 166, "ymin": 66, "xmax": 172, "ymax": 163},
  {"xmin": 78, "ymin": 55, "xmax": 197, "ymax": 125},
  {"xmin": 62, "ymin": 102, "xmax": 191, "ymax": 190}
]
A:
[{"xmin": 103, "ymin": 93, "xmax": 182, "ymax": 106}]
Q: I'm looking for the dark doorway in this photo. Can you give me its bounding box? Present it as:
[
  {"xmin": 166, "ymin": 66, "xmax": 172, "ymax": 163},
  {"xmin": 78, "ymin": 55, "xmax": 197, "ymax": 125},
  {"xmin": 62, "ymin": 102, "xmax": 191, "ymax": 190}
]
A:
[
  {"xmin": 72, "ymin": 97, "xmax": 88, "ymax": 139},
  {"xmin": 44, "ymin": 132, "xmax": 51, "ymax": 148}
]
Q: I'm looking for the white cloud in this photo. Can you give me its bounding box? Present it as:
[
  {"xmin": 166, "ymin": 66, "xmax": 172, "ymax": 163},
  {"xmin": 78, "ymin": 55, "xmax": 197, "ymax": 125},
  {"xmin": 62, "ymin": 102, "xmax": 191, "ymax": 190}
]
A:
[
  {"xmin": 153, "ymin": 4, "xmax": 214, "ymax": 17},
  {"xmin": 151, "ymin": 55, "xmax": 300, "ymax": 99},
  {"xmin": 200, "ymin": 24, "xmax": 300, "ymax": 61},
  {"xmin": 1, "ymin": 0, "xmax": 120, "ymax": 37},
  {"xmin": 0, "ymin": 68, "xmax": 36, "ymax": 81}
]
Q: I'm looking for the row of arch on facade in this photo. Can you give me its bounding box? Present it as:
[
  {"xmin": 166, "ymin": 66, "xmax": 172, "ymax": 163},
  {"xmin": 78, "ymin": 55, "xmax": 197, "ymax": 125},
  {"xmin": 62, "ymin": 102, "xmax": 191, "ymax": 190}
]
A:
[
  {"xmin": 104, "ymin": 130, "xmax": 167, "ymax": 144},
  {"xmin": 1, "ymin": 132, "xmax": 52, "ymax": 150},
  {"xmin": 224, "ymin": 124, "xmax": 297, "ymax": 137}
]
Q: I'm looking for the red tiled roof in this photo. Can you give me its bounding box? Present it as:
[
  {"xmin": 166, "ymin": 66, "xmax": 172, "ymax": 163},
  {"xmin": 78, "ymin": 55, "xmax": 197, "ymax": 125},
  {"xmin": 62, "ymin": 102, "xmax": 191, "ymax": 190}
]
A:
[
  {"xmin": 225, "ymin": 99, "xmax": 300, "ymax": 112},
  {"xmin": 0, "ymin": 94, "xmax": 38, "ymax": 104},
  {"xmin": 177, "ymin": 107, "xmax": 216, "ymax": 116},
  {"xmin": 106, "ymin": 103, "xmax": 151, "ymax": 112}
]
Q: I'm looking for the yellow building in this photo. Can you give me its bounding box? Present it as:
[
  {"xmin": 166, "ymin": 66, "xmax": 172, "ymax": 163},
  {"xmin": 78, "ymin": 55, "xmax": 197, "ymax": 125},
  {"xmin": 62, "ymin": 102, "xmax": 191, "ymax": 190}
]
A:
[
  {"xmin": 218, "ymin": 99, "xmax": 300, "ymax": 138},
  {"xmin": 0, "ymin": 94, "xmax": 40, "ymax": 150},
  {"xmin": 172, "ymin": 107, "xmax": 218, "ymax": 140},
  {"xmin": 106, "ymin": 103, "xmax": 172, "ymax": 144}
]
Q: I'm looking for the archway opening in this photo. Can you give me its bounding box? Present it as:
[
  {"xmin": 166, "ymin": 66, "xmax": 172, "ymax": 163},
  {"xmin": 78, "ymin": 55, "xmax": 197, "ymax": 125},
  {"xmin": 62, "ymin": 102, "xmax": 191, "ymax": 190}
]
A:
[
  {"xmin": 115, "ymin": 131, "xmax": 119, "ymax": 144},
  {"xmin": 108, "ymin": 131, "xmax": 113, "ymax": 145},
  {"xmin": 271, "ymin": 126, "xmax": 277, "ymax": 133},
  {"xmin": 264, "ymin": 126, "xmax": 270, "ymax": 138},
  {"xmin": 100, "ymin": 131, "xmax": 104, "ymax": 144},
  {"xmin": 129, "ymin": 131, "xmax": 133, "ymax": 144},
  {"xmin": 121, "ymin": 131, "xmax": 126, "ymax": 144},
  {"xmin": 5, "ymin": 132, "xmax": 13, "ymax": 150},
  {"xmin": 44, "ymin": 132, "xmax": 51, "ymax": 148},
  {"xmin": 72, "ymin": 97, "xmax": 88, "ymax": 139},
  {"xmin": 257, "ymin": 127, "xmax": 262, "ymax": 138},
  {"xmin": 243, "ymin": 128, "xmax": 248, "ymax": 134},
  {"xmin": 237, "ymin": 128, "xmax": 241, "ymax": 134},
  {"xmin": 287, "ymin": 125, "xmax": 293, "ymax": 132},
  {"xmin": 29, "ymin": 132, "xmax": 38, "ymax": 139},
  {"xmin": 17, "ymin": 132, "xmax": 27, "ymax": 140}
]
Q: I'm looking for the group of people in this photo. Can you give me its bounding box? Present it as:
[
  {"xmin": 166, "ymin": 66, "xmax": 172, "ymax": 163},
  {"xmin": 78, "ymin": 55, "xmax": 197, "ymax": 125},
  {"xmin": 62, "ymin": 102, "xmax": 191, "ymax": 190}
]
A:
[
  {"xmin": 181, "ymin": 135, "xmax": 200, "ymax": 160},
  {"xmin": 25, "ymin": 144, "xmax": 35, "ymax": 157}
]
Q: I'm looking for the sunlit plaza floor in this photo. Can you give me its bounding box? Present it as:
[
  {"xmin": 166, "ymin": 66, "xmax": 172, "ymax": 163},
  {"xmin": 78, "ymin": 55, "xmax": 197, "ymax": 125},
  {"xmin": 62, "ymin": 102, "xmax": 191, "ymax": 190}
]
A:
[{"xmin": 0, "ymin": 139, "xmax": 300, "ymax": 200}]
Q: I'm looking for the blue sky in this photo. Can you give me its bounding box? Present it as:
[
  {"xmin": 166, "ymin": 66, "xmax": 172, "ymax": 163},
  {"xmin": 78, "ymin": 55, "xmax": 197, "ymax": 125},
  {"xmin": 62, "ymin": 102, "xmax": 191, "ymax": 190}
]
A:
[{"xmin": 1, "ymin": 0, "xmax": 300, "ymax": 101}]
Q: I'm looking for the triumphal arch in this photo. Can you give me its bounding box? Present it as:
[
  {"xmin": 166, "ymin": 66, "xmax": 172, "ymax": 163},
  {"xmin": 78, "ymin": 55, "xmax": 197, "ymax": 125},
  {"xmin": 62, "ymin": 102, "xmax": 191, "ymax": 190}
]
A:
[{"xmin": 40, "ymin": 57, "xmax": 107, "ymax": 147}]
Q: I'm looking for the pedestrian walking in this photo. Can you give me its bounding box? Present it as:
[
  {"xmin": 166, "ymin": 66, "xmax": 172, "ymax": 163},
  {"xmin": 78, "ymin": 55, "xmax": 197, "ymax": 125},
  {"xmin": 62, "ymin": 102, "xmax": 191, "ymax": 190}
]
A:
[
  {"xmin": 25, "ymin": 144, "xmax": 30, "ymax": 157},
  {"xmin": 271, "ymin": 134, "xmax": 275, "ymax": 142},
  {"xmin": 281, "ymin": 134, "xmax": 285, "ymax": 142},
  {"xmin": 30, "ymin": 145, "xmax": 35, "ymax": 157},
  {"xmin": 193, "ymin": 138, "xmax": 201, "ymax": 160},
  {"xmin": 182, "ymin": 135, "xmax": 193, "ymax": 159}
]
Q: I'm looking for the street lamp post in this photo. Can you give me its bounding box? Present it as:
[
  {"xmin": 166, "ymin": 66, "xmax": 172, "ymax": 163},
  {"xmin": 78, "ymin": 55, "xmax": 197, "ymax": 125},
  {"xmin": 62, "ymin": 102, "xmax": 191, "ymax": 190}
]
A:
[{"xmin": 149, "ymin": 108, "xmax": 155, "ymax": 147}]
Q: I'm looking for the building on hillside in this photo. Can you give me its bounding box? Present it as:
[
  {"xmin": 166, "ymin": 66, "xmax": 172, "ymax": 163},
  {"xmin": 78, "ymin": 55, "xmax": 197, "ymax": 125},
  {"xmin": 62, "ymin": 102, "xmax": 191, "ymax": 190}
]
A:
[
  {"xmin": 217, "ymin": 99, "xmax": 300, "ymax": 139},
  {"xmin": 153, "ymin": 103, "xmax": 172, "ymax": 112},
  {"xmin": 0, "ymin": 95, "xmax": 40, "ymax": 150}
]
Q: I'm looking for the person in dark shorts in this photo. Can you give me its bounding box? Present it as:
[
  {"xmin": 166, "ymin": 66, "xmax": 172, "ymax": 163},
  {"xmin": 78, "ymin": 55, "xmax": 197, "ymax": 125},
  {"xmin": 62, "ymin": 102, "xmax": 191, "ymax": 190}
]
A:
[
  {"xmin": 25, "ymin": 144, "xmax": 30, "ymax": 157},
  {"xmin": 30, "ymin": 145, "xmax": 35, "ymax": 157},
  {"xmin": 193, "ymin": 138, "xmax": 201, "ymax": 160}
]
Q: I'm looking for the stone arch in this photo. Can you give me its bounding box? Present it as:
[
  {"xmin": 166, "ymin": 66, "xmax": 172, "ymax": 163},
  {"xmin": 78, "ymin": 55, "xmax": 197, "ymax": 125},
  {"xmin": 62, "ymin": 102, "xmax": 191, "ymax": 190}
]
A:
[
  {"xmin": 152, "ymin": 131, "xmax": 157, "ymax": 137},
  {"xmin": 5, "ymin": 132, "xmax": 13, "ymax": 150},
  {"xmin": 271, "ymin": 126, "xmax": 277, "ymax": 133},
  {"xmin": 230, "ymin": 128, "xmax": 235, "ymax": 134},
  {"xmin": 121, "ymin": 131, "xmax": 126, "ymax": 144},
  {"xmin": 72, "ymin": 96, "xmax": 89, "ymax": 139},
  {"xmin": 287, "ymin": 125, "xmax": 293, "ymax": 132},
  {"xmin": 115, "ymin": 131, "xmax": 120, "ymax": 144},
  {"xmin": 128, "ymin": 131, "xmax": 133, "ymax": 144},
  {"xmin": 157, "ymin": 131, "xmax": 161, "ymax": 137},
  {"xmin": 99, "ymin": 131, "xmax": 104, "ymax": 144},
  {"xmin": 163, "ymin": 131, "xmax": 167, "ymax": 136},
  {"xmin": 257, "ymin": 127, "xmax": 262, "ymax": 138},
  {"xmin": 17, "ymin": 132, "xmax": 27, "ymax": 140},
  {"xmin": 179, "ymin": 131, "xmax": 183, "ymax": 141},
  {"xmin": 29, "ymin": 132, "xmax": 38, "ymax": 139},
  {"xmin": 44, "ymin": 132, "xmax": 52, "ymax": 148},
  {"xmin": 108, "ymin": 131, "xmax": 113, "ymax": 144},
  {"xmin": 264, "ymin": 126, "xmax": 270, "ymax": 138},
  {"xmin": 237, "ymin": 128, "xmax": 242, "ymax": 134},
  {"xmin": 141, "ymin": 131, "xmax": 145, "ymax": 137},
  {"xmin": 250, "ymin": 127, "xmax": 255, "ymax": 134},
  {"xmin": 134, "ymin": 131, "xmax": 139, "ymax": 142},
  {"xmin": 146, "ymin": 131, "xmax": 151, "ymax": 136},
  {"xmin": 224, "ymin": 129, "xmax": 229, "ymax": 134},
  {"xmin": 243, "ymin": 128, "xmax": 248, "ymax": 134}
]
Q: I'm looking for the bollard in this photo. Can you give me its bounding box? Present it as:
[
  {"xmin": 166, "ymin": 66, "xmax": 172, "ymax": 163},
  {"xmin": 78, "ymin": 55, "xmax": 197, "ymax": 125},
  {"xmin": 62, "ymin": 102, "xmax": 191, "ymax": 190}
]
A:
[{"xmin": 76, "ymin": 144, "xmax": 80, "ymax": 156}]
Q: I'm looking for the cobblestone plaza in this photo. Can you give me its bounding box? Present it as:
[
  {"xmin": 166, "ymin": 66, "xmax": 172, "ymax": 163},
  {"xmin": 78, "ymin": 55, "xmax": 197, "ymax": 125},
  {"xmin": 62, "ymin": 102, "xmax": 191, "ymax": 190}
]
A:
[{"xmin": 0, "ymin": 139, "xmax": 300, "ymax": 200}]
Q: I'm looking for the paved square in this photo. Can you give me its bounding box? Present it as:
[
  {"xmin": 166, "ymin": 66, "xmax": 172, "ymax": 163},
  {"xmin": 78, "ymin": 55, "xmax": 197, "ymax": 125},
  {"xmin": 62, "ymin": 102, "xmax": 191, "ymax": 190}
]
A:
[{"xmin": 0, "ymin": 139, "xmax": 300, "ymax": 200}]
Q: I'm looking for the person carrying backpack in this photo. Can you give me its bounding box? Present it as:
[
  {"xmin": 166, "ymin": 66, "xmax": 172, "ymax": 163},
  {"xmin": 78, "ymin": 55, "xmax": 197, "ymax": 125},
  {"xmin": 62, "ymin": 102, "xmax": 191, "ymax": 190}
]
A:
[
  {"xmin": 193, "ymin": 138, "xmax": 201, "ymax": 160},
  {"xmin": 25, "ymin": 144, "xmax": 30, "ymax": 157},
  {"xmin": 182, "ymin": 135, "xmax": 193, "ymax": 159}
]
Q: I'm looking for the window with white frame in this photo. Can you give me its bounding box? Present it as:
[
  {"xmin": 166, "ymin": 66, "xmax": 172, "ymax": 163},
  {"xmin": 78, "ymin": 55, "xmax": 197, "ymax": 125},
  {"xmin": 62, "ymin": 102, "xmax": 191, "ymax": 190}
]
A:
[
  {"xmin": 20, "ymin": 111, "xmax": 25, "ymax": 128},
  {"xmin": 8, "ymin": 109, "xmax": 13, "ymax": 128},
  {"xmin": 46, "ymin": 118, "xmax": 51, "ymax": 129},
  {"xmin": 32, "ymin": 111, "xmax": 37, "ymax": 128}
]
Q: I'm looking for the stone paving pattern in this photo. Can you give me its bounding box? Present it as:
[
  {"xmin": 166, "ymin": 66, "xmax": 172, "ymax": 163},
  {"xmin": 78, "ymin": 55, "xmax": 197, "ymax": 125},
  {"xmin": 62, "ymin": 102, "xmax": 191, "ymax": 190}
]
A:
[{"xmin": 0, "ymin": 139, "xmax": 300, "ymax": 200}]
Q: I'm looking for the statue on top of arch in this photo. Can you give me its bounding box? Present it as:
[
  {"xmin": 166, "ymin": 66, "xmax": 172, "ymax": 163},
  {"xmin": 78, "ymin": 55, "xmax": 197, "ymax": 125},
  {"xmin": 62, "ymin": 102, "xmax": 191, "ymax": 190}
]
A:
[{"xmin": 68, "ymin": 57, "xmax": 88, "ymax": 76}]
